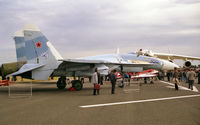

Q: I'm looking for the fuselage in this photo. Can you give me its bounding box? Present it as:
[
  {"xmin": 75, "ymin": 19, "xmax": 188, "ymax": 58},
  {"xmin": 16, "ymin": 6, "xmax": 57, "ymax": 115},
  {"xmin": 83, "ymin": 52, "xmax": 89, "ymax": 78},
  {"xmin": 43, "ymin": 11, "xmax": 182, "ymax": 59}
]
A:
[{"xmin": 80, "ymin": 53, "xmax": 179, "ymax": 71}]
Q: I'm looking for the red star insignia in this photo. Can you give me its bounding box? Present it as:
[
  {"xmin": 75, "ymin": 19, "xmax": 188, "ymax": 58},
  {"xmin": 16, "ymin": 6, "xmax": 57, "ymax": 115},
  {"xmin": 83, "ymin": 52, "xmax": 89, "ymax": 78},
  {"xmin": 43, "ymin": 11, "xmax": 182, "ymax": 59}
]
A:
[{"xmin": 36, "ymin": 41, "xmax": 42, "ymax": 48}]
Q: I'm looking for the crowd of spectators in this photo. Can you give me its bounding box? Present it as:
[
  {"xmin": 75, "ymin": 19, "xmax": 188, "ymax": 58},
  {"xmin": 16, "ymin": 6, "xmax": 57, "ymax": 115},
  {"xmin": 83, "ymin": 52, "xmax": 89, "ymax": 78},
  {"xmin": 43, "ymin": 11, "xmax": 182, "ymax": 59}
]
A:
[{"xmin": 157, "ymin": 68, "xmax": 200, "ymax": 84}]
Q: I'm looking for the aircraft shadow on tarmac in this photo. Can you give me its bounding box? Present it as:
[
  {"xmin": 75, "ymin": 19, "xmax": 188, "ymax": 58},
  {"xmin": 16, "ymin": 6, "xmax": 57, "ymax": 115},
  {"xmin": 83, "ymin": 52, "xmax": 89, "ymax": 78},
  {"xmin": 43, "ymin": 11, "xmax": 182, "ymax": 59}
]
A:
[
  {"xmin": 0, "ymin": 80, "xmax": 178, "ymax": 94},
  {"xmin": 0, "ymin": 84, "xmax": 113, "ymax": 94}
]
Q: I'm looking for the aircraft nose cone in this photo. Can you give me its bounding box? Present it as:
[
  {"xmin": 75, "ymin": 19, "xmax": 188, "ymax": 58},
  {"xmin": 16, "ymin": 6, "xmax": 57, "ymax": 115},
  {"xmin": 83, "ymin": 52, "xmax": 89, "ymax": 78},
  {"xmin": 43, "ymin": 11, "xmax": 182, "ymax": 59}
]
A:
[{"xmin": 161, "ymin": 60, "xmax": 180, "ymax": 70}]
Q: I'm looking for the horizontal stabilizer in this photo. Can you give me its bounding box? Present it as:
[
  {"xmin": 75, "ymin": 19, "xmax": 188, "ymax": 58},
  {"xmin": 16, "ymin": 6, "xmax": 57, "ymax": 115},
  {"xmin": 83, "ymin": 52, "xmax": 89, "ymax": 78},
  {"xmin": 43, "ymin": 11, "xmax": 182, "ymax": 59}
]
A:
[{"xmin": 7, "ymin": 63, "xmax": 45, "ymax": 77}]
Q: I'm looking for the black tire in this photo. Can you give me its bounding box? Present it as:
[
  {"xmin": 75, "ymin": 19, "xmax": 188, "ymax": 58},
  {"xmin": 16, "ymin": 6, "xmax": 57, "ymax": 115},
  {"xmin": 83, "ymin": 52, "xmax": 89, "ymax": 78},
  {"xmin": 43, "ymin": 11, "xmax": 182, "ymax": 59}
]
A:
[
  {"xmin": 57, "ymin": 77, "xmax": 66, "ymax": 89},
  {"xmin": 72, "ymin": 80, "xmax": 83, "ymax": 91}
]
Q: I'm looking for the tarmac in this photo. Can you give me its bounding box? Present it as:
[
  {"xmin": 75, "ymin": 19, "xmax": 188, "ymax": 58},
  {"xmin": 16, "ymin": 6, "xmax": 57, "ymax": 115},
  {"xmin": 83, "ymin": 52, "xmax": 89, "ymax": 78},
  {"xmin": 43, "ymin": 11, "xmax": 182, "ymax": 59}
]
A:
[{"xmin": 0, "ymin": 79, "xmax": 200, "ymax": 125}]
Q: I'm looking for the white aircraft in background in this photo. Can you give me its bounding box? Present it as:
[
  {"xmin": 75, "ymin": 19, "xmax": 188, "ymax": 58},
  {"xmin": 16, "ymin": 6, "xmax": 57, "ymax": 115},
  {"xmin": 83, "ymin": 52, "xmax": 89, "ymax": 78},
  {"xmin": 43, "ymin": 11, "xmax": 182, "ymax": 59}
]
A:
[
  {"xmin": 2, "ymin": 23, "xmax": 198, "ymax": 91},
  {"xmin": 134, "ymin": 49, "xmax": 200, "ymax": 67}
]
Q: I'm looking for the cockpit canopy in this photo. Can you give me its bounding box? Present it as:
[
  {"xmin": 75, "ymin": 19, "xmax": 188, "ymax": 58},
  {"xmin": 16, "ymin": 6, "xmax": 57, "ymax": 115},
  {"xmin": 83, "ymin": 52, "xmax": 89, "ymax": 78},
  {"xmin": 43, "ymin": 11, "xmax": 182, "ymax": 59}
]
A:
[{"xmin": 129, "ymin": 49, "xmax": 155, "ymax": 57}]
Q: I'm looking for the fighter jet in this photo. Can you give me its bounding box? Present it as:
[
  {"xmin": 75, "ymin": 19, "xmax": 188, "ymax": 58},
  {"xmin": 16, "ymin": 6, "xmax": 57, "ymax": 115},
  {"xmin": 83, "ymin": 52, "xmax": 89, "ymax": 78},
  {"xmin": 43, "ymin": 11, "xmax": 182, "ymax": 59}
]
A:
[{"xmin": 5, "ymin": 23, "xmax": 181, "ymax": 90}]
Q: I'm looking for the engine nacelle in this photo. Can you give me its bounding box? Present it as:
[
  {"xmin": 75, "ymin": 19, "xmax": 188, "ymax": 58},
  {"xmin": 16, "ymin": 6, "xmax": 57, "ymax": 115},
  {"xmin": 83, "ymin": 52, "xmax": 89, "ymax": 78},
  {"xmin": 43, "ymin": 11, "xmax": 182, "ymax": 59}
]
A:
[{"xmin": 184, "ymin": 61, "xmax": 191, "ymax": 67}]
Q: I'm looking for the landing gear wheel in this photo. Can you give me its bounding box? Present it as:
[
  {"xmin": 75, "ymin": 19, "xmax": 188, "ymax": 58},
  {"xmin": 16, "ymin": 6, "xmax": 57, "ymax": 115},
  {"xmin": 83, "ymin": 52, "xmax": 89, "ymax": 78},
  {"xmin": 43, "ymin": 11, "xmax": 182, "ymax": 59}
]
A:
[
  {"xmin": 57, "ymin": 77, "xmax": 66, "ymax": 89},
  {"xmin": 72, "ymin": 80, "xmax": 83, "ymax": 91}
]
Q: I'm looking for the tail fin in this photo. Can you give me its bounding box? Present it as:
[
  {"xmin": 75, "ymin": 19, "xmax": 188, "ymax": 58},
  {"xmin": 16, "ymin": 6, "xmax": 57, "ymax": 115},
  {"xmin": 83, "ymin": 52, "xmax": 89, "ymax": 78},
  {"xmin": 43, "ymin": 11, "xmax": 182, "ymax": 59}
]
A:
[
  {"xmin": 23, "ymin": 23, "xmax": 63, "ymax": 80},
  {"xmin": 9, "ymin": 23, "xmax": 63, "ymax": 80},
  {"xmin": 24, "ymin": 23, "xmax": 63, "ymax": 63},
  {"xmin": 14, "ymin": 30, "xmax": 27, "ymax": 62}
]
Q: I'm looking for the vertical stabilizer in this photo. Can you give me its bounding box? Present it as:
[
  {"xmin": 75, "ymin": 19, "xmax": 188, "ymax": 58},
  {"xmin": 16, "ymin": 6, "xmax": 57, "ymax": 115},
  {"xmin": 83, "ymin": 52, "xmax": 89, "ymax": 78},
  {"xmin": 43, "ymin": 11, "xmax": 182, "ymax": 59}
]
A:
[
  {"xmin": 14, "ymin": 30, "xmax": 26, "ymax": 62},
  {"xmin": 22, "ymin": 23, "xmax": 63, "ymax": 80}
]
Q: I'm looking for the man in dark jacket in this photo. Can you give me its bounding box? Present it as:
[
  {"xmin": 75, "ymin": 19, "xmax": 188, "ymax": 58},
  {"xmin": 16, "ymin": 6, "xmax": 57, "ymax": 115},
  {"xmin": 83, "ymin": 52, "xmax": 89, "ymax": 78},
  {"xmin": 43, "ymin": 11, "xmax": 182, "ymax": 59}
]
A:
[
  {"xmin": 97, "ymin": 72, "xmax": 101, "ymax": 94},
  {"xmin": 110, "ymin": 70, "xmax": 117, "ymax": 94},
  {"xmin": 167, "ymin": 70, "xmax": 171, "ymax": 82}
]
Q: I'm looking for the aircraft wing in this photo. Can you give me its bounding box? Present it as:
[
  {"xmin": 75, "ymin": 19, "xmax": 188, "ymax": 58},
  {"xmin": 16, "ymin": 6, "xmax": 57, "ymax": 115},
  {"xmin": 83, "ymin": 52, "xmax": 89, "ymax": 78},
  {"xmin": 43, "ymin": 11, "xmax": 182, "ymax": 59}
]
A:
[
  {"xmin": 51, "ymin": 58, "xmax": 154, "ymax": 76},
  {"xmin": 58, "ymin": 58, "xmax": 152, "ymax": 66},
  {"xmin": 153, "ymin": 53, "xmax": 200, "ymax": 61}
]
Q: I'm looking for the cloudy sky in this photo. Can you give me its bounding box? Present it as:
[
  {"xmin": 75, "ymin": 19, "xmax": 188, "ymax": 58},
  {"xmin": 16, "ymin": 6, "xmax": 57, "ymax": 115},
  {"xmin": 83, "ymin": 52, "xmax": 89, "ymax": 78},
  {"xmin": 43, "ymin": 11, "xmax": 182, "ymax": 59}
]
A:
[{"xmin": 0, "ymin": 0, "xmax": 200, "ymax": 65}]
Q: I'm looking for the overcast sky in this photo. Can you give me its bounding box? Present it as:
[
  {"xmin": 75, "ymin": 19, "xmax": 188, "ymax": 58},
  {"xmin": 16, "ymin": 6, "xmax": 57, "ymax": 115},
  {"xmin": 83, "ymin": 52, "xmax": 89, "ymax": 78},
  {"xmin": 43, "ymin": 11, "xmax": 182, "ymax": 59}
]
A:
[{"xmin": 0, "ymin": 0, "xmax": 200, "ymax": 65}]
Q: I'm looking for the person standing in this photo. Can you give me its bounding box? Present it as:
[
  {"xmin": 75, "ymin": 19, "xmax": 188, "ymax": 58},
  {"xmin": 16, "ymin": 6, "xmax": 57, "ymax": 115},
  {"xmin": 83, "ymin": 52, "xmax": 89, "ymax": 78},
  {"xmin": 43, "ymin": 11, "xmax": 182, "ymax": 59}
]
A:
[
  {"xmin": 161, "ymin": 71, "xmax": 165, "ymax": 80},
  {"xmin": 144, "ymin": 77, "xmax": 147, "ymax": 84},
  {"xmin": 158, "ymin": 71, "xmax": 161, "ymax": 80},
  {"xmin": 173, "ymin": 67, "xmax": 180, "ymax": 90},
  {"xmin": 110, "ymin": 70, "xmax": 117, "ymax": 94},
  {"xmin": 91, "ymin": 68, "xmax": 98, "ymax": 95},
  {"xmin": 167, "ymin": 70, "xmax": 171, "ymax": 82},
  {"xmin": 188, "ymin": 69, "xmax": 196, "ymax": 90},
  {"xmin": 186, "ymin": 70, "xmax": 190, "ymax": 83},
  {"xmin": 198, "ymin": 70, "xmax": 200, "ymax": 84},
  {"xmin": 178, "ymin": 70, "xmax": 183, "ymax": 82},
  {"xmin": 183, "ymin": 70, "xmax": 187, "ymax": 82},
  {"xmin": 97, "ymin": 71, "xmax": 101, "ymax": 94}
]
